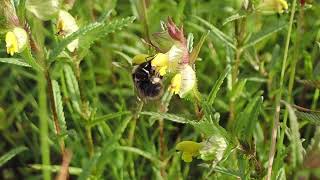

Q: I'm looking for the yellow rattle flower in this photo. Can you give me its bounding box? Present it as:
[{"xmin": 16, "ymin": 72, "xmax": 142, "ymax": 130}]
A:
[
  {"xmin": 5, "ymin": 27, "xmax": 28, "ymax": 56},
  {"xmin": 56, "ymin": 10, "xmax": 79, "ymax": 52},
  {"xmin": 176, "ymin": 141, "xmax": 203, "ymax": 162}
]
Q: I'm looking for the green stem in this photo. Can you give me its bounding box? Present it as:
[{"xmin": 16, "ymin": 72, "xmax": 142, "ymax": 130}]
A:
[
  {"xmin": 266, "ymin": 0, "xmax": 297, "ymax": 179},
  {"xmin": 38, "ymin": 71, "xmax": 51, "ymax": 180},
  {"xmin": 85, "ymin": 126, "xmax": 94, "ymax": 157},
  {"xmin": 275, "ymin": 3, "xmax": 304, "ymax": 172},
  {"xmin": 128, "ymin": 100, "xmax": 144, "ymax": 179}
]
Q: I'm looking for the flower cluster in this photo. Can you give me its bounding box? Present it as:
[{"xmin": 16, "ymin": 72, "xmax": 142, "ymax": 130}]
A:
[
  {"xmin": 3, "ymin": 0, "xmax": 78, "ymax": 56},
  {"xmin": 133, "ymin": 18, "xmax": 196, "ymax": 98}
]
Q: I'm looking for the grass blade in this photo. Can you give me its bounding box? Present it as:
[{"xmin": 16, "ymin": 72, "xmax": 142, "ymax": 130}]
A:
[{"xmin": 0, "ymin": 146, "xmax": 28, "ymax": 167}]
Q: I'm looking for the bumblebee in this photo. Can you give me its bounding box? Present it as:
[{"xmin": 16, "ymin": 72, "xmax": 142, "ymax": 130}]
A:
[{"xmin": 132, "ymin": 55, "xmax": 164, "ymax": 100}]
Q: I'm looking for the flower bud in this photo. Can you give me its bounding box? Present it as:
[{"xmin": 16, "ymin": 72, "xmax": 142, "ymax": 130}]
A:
[
  {"xmin": 176, "ymin": 141, "xmax": 203, "ymax": 162},
  {"xmin": 26, "ymin": 0, "xmax": 59, "ymax": 20},
  {"xmin": 257, "ymin": 0, "xmax": 288, "ymax": 14},
  {"xmin": 57, "ymin": 10, "xmax": 79, "ymax": 52},
  {"xmin": 199, "ymin": 135, "xmax": 227, "ymax": 166},
  {"xmin": 5, "ymin": 27, "xmax": 28, "ymax": 56}
]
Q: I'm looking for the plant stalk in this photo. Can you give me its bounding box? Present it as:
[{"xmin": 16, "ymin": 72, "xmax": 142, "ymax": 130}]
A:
[{"xmin": 266, "ymin": 0, "xmax": 297, "ymax": 179}]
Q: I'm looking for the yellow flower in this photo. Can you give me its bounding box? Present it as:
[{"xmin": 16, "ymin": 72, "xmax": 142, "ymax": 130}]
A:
[
  {"xmin": 5, "ymin": 32, "xmax": 18, "ymax": 56},
  {"xmin": 176, "ymin": 141, "xmax": 202, "ymax": 162},
  {"xmin": 169, "ymin": 65, "xmax": 196, "ymax": 97},
  {"xmin": 57, "ymin": 10, "xmax": 79, "ymax": 52},
  {"xmin": 151, "ymin": 53, "xmax": 169, "ymax": 76},
  {"xmin": 169, "ymin": 73, "xmax": 182, "ymax": 94},
  {"xmin": 258, "ymin": 0, "xmax": 288, "ymax": 14},
  {"xmin": 5, "ymin": 27, "xmax": 28, "ymax": 56}
]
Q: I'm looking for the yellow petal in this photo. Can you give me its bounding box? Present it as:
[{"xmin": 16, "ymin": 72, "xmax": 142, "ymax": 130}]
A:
[
  {"xmin": 176, "ymin": 141, "xmax": 202, "ymax": 155},
  {"xmin": 151, "ymin": 53, "xmax": 169, "ymax": 67},
  {"xmin": 5, "ymin": 31, "xmax": 18, "ymax": 56},
  {"xmin": 169, "ymin": 73, "xmax": 182, "ymax": 94},
  {"xmin": 182, "ymin": 152, "xmax": 193, "ymax": 163}
]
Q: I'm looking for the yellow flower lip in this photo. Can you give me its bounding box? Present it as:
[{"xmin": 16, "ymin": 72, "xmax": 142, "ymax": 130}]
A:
[
  {"xmin": 176, "ymin": 141, "xmax": 202, "ymax": 162},
  {"xmin": 6, "ymin": 31, "xmax": 18, "ymax": 56},
  {"xmin": 5, "ymin": 27, "xmax": 28, "ymax": 56},
  {"xmin": 169, "ymin": 73, "xmax": 182, "ymax": 94}
]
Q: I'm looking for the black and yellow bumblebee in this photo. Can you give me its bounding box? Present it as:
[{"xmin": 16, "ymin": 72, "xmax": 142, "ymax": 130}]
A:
[{"xmin": 132, "ymin": 55, "xmax": 164, "ymax": 100}]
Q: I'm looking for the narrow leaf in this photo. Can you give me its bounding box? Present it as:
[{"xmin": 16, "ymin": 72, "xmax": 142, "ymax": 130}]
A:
[
  {"xmin": 52, "ymin": 80, "xmax": 67, "ymax": 132},
  {"xmin": 0, "ymin": 58, "xmax": 31, "ymax": 67},
  {"xmin": 242, "ymin": 22, "xmax": 287, "ymax": 49},
  {"xmin": 0, "ymin": 146, "xmax": 28, "ymax": 167},
  {"xmin": 296, "ymin": 111, "xmax": 320, "ymax": 125},
  {"xmin": 190, "ymin": 31, "xmax": 209, "ymax": 64},
  {"xmin": 207, "ymin": 66, "xmax": 231, "ymax": 105},
  {"xmin": 63, "ymin": 65, "xmax": 81, "ymax": 113},
  {"xmin": 88, "ymin": 111, "xmax": 131, "ymax": 127},
  {"xmin": 30, "ymin": 164, "xmax": 82, "ymax": 175},
  {"xmin": 140, "ymin": 112, "xmax": 190, "ymax": 124}
]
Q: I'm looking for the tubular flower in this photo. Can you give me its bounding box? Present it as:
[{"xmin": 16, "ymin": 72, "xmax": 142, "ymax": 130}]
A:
[
  {"xmin": 199, "ymin": 135, "xmax": 227, "ymax": 167},
  {"xmin": 257, "ymin": 0, "xmax": 288, "ymax": 14},
  {"xmin": 169, "ymin": 65, "xmax": 196, "ymax": 98},
  {"xmin": 176, "ymin": 141, "xmax": 203, "ymax": 162},
  {"xmin": 5, "ymin": 27, "xmax": 28, "ymax": 56},
  {"xmin": 57, "ymin": 10, "xmax": 79, "ymax": 52}
]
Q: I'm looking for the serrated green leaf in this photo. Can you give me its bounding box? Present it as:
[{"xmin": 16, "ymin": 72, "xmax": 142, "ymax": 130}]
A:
[
  {"xmin": 52, "ymin": 80, "xmax": 66, "ymax": 132},
  {"xmin": 50, "ymin": 16, "xmax": 135, "ymax": 61},
  {"xmin": 297, "ymin": 79, "xmax": 320, "ymax": 89},
  {"xmin": 140, "ymin": 111, "xmax": 190, "ymax": 124},
  {"xmin": 63, "ymin": 65, "xmax": 81, "ymax": 114},
  {"xmin": 283, "ymin": 102, "xmax": 304, "ymax": 167},
  {"xmin": 223, "ymin": 13, "xmax": 246, "ymax": 26},
  {"xmin": 0, "ymin": 146, "xmax": 28, "ymax": 167},
  {"xmin": 296, "ymin": 111, "xmax": 320, "ymax": 125},
  {"xmin": 0, "ymin": 58, "xmax": 31, "ymax": 67}
]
